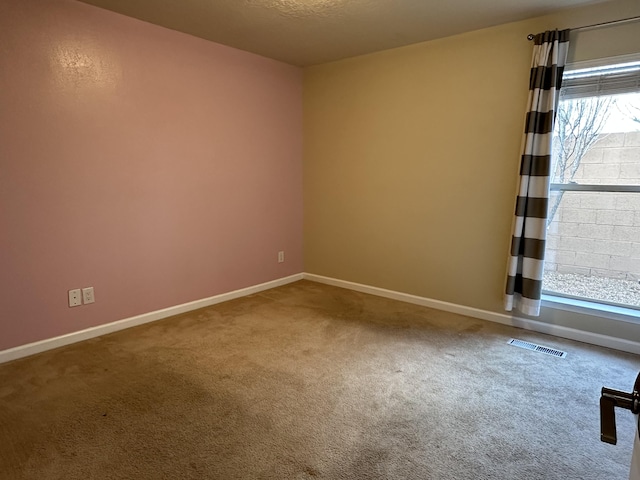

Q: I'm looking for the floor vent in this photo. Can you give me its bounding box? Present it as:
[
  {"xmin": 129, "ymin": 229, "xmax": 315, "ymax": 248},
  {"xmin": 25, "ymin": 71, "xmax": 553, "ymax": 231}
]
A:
[{"xmin": 507, "ymin": 338, "xmax": 567, "ymax": 358}]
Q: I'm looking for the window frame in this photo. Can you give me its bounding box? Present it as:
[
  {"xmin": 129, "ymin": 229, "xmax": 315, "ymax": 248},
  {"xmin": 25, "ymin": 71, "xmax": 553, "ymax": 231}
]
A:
[{"xmin": 541, "ymin": 53, "xmax": 640, "ymax": 314}]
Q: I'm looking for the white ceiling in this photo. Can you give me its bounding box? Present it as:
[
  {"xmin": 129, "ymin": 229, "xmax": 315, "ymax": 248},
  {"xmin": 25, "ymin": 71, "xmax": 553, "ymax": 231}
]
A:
[{"xmin": 76, "ymin": 0, "xmax": 608, "ymax": 66}]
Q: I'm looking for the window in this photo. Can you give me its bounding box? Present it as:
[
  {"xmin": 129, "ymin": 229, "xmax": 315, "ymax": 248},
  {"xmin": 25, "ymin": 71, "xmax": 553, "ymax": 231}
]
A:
[{"xmin": 543, "ymin": 56, "xmax": 640, "ymax": 311}]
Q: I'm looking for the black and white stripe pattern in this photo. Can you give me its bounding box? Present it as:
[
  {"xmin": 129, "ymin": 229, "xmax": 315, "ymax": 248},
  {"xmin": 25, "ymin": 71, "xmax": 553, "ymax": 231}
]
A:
[{"xmin": 505, "ymin": 30, "xmax": 570, "ymax": 317}]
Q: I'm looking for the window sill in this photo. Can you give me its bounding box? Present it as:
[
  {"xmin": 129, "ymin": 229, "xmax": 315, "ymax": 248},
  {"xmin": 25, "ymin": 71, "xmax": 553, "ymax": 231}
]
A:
[{"xmin": 541, "ymin": 294, "xmax": 640, "ymax": 324}]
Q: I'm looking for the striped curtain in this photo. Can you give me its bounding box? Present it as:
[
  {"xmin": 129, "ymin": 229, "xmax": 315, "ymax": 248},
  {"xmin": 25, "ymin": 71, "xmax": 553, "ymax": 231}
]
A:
[{"xmin": 505, "ymin": 30, "xmax": 570, "ymax": 317}]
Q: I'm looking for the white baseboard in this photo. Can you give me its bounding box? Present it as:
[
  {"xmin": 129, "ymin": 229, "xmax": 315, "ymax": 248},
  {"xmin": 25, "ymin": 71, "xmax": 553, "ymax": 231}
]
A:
[
  {"xmin": 303, "ymin": 273, "xmax": 640, "ymax": 355},
  {"xmin": 0, "ymin": 273, "xmax": 304, "ymax": 365},
  {"xmin": 3, "ymin": 271, "xmax": 638, "ymax": 364}
]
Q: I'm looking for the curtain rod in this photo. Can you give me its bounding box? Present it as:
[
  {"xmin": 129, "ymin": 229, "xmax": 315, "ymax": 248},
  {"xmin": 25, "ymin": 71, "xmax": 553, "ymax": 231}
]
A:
[{"xmin": 527, "ymin": 15, "xmax": 640, "ymax": 40}]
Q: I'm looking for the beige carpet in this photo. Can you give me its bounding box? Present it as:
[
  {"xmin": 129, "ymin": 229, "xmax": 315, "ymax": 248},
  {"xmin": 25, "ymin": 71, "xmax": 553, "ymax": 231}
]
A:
[{"xmin": 1, "ymin": 280, "xmax": 638, "ymax": 479}]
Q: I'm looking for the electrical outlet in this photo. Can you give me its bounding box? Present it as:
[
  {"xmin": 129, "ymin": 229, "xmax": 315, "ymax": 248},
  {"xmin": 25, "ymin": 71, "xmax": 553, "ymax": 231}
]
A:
[
  {"xmin": 278, "ymin": 251, "xmax": 285, "ymax": 263},
  {"xmin": 68, "ymin": 289, "xmax": 82, "ymax": 307},
  {"xmin": 82, "ymin": 287, "xmax": 95, "ymax": 304}
]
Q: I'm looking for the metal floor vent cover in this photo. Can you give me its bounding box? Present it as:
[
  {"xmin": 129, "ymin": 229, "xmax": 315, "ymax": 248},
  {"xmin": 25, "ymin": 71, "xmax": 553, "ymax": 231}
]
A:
[{"xmin": 507, "ymin": 338, "xmax": 567, "ymax": 358}]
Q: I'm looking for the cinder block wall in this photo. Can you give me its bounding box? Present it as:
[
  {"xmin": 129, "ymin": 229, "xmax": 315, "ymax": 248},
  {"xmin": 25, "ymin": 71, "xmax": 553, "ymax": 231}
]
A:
[{"xmin": 546, "ymin": 131, "xmax": 640, "ymax": 281}]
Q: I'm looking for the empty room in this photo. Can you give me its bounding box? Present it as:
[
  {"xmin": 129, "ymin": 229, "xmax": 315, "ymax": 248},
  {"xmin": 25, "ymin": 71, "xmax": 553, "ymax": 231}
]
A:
[{"xmin": 1, "ymin": 0, "xmax": 640, "ymax": 478}]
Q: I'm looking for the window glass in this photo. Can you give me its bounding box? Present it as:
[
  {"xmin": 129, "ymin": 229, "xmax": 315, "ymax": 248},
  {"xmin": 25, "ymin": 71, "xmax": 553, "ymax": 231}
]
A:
[{"xmin": 543, "ymin": 61, "xmax": 640, "ymax": 310}]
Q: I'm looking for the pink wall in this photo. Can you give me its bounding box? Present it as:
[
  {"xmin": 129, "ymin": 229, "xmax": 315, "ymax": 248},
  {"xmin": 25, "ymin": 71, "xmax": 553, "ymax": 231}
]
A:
[{"xmin": 0, "ymin": 0, "xmax": 303, "ymax": 351}]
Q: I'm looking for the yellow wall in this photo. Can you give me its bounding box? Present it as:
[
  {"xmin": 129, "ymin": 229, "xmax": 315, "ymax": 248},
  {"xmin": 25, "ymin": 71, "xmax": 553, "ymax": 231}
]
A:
[{"xmin": 303, "ymin": 0, "xmax": 640, "ymax": 336}]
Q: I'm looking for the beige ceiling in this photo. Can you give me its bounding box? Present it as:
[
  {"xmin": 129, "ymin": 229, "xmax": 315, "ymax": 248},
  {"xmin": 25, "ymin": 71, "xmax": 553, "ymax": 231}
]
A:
[{"xmin": 76, "ymin": 0, "xmax": 607, "ymax": 66}]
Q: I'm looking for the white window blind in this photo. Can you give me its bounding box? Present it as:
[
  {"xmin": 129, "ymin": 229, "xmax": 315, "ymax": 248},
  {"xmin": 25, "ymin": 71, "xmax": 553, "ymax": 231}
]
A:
[{"xmin": 560, "ymin": 61, "xmax": 640, "ymax": 99}]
